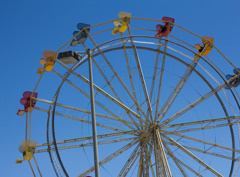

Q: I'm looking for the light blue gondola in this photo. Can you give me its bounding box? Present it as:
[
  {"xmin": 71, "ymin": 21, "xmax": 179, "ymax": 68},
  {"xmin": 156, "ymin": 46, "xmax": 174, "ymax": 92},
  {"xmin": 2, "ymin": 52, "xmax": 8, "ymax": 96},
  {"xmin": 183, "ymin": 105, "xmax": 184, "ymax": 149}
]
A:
[
  {"xmin": 225, "ymin": 68, "xmax": 240, "ymax": 89},
  {"xmin": 71, "ymin": 23, "xmax": 90, "ymax": 46}
]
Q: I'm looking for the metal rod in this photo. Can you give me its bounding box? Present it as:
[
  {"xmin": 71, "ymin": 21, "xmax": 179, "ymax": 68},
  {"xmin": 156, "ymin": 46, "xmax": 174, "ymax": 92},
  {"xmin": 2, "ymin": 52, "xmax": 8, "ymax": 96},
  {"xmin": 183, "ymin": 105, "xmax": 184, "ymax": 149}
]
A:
[
  {"xmin": 127, "ymin": 21, "xmax": 153, "ymax": 122},
  {"xmin": 163, "ymin": 143, "xmax": 187, "ymax": 177},
  {"xmin": 28, "ymin": 160, "xmax": 36, "ymax": 177},
  {"xmin": 85, "ymin": 30, "xmax": 147, "ymax": 122},
  {"xmin": 156, "ymin": 129, "xmax": 172, "ymax": 177},
  {"xmin": 117, "ymin": 144, "xmax": 140, "ymax": 176},
  {"xmin": 165, "ymin": 140, "xmax": 238, "ymax": 161},
  {"xmin": 82, "ymin": 43, "xmax": 138, "ymax": 130},
  {"xmin": 33, "ymin": 97, "xmax": 141, "ymax": 128},
  {"xmin": 36, "ymin": 130, "xmax": 137, "ymax": 147},
  {"xmin": 78, "ymin": 140, "xmax": 139, "ymax": 177},
  {"xmin": 88, "ymin": 49, "xmax": 100, "ymax": 177},
  {"xmin": 35, "ymin": 106, "xmax": 122, "ymax": 132},
  {"xmin": 25, "ymin": 112, "xmax": 28, "ymax": 147},
  {"xmin": 154, "ymin": 38, "xmax": 168, "ymax": 122},
  {"xmin": 159, "ymin": 73, "xmax": 240, "ymax": 127},
  {"xmin": 162, "ymin": 116, "xmax": 239, "ymax": 128},
  {"xmin": 33, "ymin": 155, "xmax": 43, "ymax": 177},
  {"xmin": 52, "ymin": 69, "xmax": 127, "ymax": 123},
  {"xmin": 162, "ymin": 129, "xmax": 240, "ymax": 153},
  {"xmin": 54, "ymin": 61, "xmax": 142, "ymax": 121},
  {"xmin": 36, "ymin": 137, "xmax": 137, "ymax": 153},
  {"xmin": 120, "ymin": 32, "xmax": 142, "ymax": 129},
  {"xmin": 169, "ymin": 138, "xmax": 223, "ymax": 177}
]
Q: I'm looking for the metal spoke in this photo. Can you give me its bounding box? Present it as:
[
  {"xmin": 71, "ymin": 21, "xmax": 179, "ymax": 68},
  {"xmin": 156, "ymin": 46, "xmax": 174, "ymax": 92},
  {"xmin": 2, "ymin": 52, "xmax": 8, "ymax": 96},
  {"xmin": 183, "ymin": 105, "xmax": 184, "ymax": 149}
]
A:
[
  {"xmin": 82, "ymin": 43, "xmax": 141, "ymax": 131},
  {"xmin": 155, "ymin": 128, "xmax": 172, "ymax": 177},
  {"xmin": 162, "ymin": 135, "xmax": 203, "ymax": 176},
  {"xmin": 36, "ymin": 137, "xmax": 137, "ymax": 153},
  {"xmin": 91, "ymin": 56, "xmax": 119, "ymax": 101},
  {"xmin": 52, "ymin": 69, "xmax": 118, "ymax": 118},
  {"xmin": 176, "ymin": 159, "xmax": 203, "ymax": 177},
  {"xmin": 118, "ymin": 144, "xmax": 141, "ymax": 177},
  {"xmin": 154, "ymin": 39, "xmax": 168, "ymax": 121},
  {"xmin": 91, "ymin": 55, "xmax": 141, "ymax": 130},
  {"xmin": 164, "ymin": 148, "xmax": 204, "ymax": 177},
  {"xmin": 163, "ymin": 142, "xmax": 188, "ymax": 177},
  {"xmin": 37, "ymin": 130, "xmax": 137, "ymax": 147},
  {"xmin": 161, "ymin": 130, "xmax": 240, "ymax": 153},
  {"xmin": 162, "ymin": 116, "xmax": 239, "ymax": 129},
  {"xmin": 84, "ymin": 30, "xmax": 150, "ymax": 123},
  {"xmin": 165, "ymin": 140, "xmax": 239, "ymax": 161},
  {"xmin": 152, "ymin": 24, "xmax": 172, "ymax": 122},
  {"xmin": 120, "ymin": 32, "xmax": 144, "ymax": 126},
  {"xmin": 33, "ymin": 97, "xmax": 143, "ymax": 128},
  {"xmin": 159, "ymin": 75, "xmax": 239, "ymax": 126},
  {"xmin": 127, "ymin": 22, "xmax": 153, "ymax": 122},
  {"xmin": 173, "ymin": 121, "xmax": 238, "ymax": 133},
  {"xmin": 149, "ymin": 38, "xmax": 164, "ymax": 104},
  {"xmin": 77, "ymin": 140, "xmax": 139, "ymax": 177},
  {"xmin": 120, "ymin": 98, "xmax": 147, "ymax": 121},
  {"xmin": 52, "ymin": 69, "xmax": 143, "ymax": 130},
  {"xmin": 168, "ymin": 138, "xmax": 223, "ymax": 177},
  {"xmin": 156, "ymin": 44, "xmax": 209, "ymax": 122},
  {"xmin": 35, "ymin": 106, "xmax": 123, "ymax": 132},
  {"xmin": 52, "ymin": 68, "xmax": 141, "ymax": 123}
]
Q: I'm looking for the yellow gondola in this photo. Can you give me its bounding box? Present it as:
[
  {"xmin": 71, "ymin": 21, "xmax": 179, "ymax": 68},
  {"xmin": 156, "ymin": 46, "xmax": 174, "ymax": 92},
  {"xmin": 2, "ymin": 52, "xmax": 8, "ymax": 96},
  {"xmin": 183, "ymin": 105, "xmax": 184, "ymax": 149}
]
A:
[
  {"xmin": 37, "ymin": 50, "xmax": 57, "ymax": 74},
  {"xmin": 112, "ymin": 12, "xmax": 131, "ymax": 35},
  {"xmin": 15, "ymin": 140, "xmax": 37, "ymax": 164},
  {"xmin": 194, "ymin": 36, "xmax": 214, "ymax": 58}
]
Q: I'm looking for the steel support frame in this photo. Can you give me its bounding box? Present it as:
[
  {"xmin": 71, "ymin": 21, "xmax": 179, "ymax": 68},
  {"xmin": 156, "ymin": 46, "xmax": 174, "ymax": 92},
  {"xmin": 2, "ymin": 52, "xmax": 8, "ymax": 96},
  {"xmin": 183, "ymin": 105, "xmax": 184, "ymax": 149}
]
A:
[{"xmin": 88, "ymin": 49, "xmax": 100, "ymax": 177}]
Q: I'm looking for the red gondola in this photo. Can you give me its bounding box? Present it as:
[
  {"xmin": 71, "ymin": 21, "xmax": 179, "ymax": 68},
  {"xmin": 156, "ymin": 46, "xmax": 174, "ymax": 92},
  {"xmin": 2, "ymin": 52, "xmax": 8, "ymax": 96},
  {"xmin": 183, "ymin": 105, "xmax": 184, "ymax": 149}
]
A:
[
  {"xmin": 17, "ymin": 91, "xmax": 38, "ymax": 116},
  {"xmin": 155, "ymin": 16, "xmax": 175, "ymax": 38}
]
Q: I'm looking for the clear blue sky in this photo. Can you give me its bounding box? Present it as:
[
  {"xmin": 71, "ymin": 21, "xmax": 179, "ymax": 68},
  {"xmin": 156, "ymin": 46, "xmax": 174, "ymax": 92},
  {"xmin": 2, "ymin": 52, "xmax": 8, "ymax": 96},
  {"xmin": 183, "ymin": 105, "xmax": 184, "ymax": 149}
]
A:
[{"xmin": 1, "ymin": 0, "xmax": 240, "ymax": 176}]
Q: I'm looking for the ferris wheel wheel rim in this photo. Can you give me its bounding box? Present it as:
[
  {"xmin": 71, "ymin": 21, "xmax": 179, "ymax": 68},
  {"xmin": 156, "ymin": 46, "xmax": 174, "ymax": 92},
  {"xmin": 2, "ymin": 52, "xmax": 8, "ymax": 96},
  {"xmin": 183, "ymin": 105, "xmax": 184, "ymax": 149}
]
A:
[{"xmin": 48, "ymin": 44, "xmax": 237, "ymax": 176}]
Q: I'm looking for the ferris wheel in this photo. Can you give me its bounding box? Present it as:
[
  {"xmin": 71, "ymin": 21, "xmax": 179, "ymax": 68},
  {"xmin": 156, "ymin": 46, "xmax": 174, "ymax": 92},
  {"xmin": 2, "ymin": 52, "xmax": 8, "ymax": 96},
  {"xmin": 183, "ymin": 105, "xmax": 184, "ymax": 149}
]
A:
[{"xmin": 16, "ymin": 12, "xmax": 240, "ymax": 177}]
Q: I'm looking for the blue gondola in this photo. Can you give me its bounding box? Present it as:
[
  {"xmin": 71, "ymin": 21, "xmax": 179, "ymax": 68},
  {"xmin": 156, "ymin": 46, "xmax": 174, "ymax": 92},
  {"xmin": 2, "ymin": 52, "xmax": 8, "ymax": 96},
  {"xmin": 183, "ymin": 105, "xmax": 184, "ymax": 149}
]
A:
[
  {"xmin": 71, "ymin": 23, "xmax": 90, "ymax": 46},
  {"xmin": 225, "ymin": 68, "xmax": 240, "ymax": 89}
]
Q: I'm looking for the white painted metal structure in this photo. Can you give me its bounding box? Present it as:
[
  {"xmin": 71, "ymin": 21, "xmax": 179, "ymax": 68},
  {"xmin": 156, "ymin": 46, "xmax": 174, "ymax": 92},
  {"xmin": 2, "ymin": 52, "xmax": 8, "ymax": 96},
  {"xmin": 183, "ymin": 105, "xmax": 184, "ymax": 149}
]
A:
[{"xmin": 23, "ymin": 16, "xmax": 240, "ymax": 177}]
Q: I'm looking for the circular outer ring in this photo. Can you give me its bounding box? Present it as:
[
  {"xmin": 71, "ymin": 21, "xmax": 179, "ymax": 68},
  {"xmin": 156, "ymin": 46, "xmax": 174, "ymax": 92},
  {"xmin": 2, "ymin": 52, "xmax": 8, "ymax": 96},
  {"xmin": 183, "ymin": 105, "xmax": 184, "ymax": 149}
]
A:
[{"xmin": 49, "ymin": 41, "xmax": 238, "ymax": 176}]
